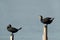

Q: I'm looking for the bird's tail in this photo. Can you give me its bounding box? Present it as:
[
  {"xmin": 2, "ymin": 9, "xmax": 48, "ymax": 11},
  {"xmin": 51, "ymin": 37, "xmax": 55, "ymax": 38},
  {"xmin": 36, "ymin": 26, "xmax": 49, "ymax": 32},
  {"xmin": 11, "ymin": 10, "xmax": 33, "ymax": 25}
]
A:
[
  {"xmin": 18, "ymin": 27, "xmax": 22, "ymax": 30},
  {"xmin": 51, "ymin": 18, "xmax": 54, "ymax": 22},
  {"xmin": 52, "ymin": 18, "xmax": 54, "ymax": 20}
]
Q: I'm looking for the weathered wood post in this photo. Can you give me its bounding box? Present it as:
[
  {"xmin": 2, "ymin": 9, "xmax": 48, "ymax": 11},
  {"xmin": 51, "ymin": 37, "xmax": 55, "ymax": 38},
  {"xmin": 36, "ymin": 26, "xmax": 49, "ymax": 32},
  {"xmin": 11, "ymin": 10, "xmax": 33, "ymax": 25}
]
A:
[
  {"xmin": 10, "ymin": 33, "xmax": 14, "ymax": 40},
  {"xmin": 42, "ymin": 24, "xmax": 48, "ymax": 40}
]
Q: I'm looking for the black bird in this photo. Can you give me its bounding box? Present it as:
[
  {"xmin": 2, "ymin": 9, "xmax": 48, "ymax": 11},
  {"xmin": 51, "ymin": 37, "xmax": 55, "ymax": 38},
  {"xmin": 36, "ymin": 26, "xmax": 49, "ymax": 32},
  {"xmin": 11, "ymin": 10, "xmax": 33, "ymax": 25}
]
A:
[
  {"xmin": 39, "ymin": 15, "xmax": 54, "ymax": 24},
  {"xmin": 7, "ymin": 24, "xmax": 22, "ymax": 33}
]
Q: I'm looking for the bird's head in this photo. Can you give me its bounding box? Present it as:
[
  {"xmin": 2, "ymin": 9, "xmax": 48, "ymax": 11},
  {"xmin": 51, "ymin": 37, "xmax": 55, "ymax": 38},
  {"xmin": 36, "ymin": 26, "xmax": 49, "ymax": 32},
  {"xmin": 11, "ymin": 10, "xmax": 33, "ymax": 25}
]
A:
[
  {"xmin": 8, "ymin": 24, "xmax": 12, "ymax": 27},
  {"xmin": 39, "ymin": 15, "xmax": 43, "ymax": 20},
  {"xmin": 7, "ymin": 24, "xmax": 12, "ymax": 28}
]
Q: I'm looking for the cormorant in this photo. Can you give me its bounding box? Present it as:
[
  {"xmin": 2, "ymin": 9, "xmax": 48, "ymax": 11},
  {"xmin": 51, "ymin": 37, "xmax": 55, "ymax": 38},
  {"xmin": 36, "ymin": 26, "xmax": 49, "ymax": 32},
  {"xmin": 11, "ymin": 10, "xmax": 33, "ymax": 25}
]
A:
[
  {"xmin": 7, "ymin": 24, "xmax": 22, "ymax": 33},
  {"xmin": 39, "ymin": 15, "xmax": 54, "ymax": 24}
]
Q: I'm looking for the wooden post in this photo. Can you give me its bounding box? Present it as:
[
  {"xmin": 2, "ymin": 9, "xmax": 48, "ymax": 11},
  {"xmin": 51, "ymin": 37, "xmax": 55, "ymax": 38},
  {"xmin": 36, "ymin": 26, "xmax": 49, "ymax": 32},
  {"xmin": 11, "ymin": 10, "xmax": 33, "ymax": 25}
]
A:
[
  {"xmin": 42, "ymin": 24, "xmax": 48, "ymax": 40},
  {"xmin": 10, "ymin": 33, "xmax": 14, "ymax": 40}
]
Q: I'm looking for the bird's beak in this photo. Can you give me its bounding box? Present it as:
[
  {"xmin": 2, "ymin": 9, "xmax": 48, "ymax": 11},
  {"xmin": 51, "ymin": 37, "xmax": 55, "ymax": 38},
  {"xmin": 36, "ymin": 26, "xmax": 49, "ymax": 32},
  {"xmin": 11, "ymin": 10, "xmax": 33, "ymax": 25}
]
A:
[{"xmin": 38, "ymin": 15, "xmax": 41, "ymax": 19}]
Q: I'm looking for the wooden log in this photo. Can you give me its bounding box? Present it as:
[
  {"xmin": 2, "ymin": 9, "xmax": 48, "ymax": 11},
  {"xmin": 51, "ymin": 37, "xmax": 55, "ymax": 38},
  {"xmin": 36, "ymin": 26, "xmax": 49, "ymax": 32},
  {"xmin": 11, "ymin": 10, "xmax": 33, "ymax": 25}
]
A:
[
  {"xmin": 42, "ymin": 24, "xmax": 48, "ymax": 40},
  {"xmin": 10, "ymin": 33, "xmax": 14, "ymax": 40}
]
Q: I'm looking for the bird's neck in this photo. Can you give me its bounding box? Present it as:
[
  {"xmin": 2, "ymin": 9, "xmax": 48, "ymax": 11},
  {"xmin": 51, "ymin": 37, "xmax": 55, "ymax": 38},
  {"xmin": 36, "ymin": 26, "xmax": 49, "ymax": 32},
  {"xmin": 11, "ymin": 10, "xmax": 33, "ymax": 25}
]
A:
[{"xmin": 40, "ymin": 17, "xmax": 43, "ymax": 21}]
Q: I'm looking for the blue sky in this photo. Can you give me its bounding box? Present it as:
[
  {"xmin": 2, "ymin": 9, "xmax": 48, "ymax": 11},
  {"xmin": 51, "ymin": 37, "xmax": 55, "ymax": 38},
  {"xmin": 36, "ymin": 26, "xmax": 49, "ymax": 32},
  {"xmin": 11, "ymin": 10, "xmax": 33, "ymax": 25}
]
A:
[{"xmin": 0, "ymin": 0, "xmax": 60, "ymax": 40}]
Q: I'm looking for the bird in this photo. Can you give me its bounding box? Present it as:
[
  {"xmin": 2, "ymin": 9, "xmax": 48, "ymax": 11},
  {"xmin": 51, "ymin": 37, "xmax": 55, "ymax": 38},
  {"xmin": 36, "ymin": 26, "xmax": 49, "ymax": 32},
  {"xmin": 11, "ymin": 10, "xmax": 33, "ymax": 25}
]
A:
[
  {"xmin": 39, "ymin": 15, "xmax": 54, "ymax": 24},
  {"xmin": 7, "ymin": 24, "xmax": 22, "ymax": 33}
]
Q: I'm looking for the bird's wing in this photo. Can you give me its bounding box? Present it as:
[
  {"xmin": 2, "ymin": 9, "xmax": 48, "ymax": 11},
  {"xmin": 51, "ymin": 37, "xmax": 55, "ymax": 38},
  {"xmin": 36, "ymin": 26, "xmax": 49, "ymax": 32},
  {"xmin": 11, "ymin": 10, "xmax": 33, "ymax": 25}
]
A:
[
  {"xmin": 46, "ymin": 17, "xmax": 51, "ymax": 19},
  {"xmin": 11, "ymin": 27, "xmax": 18, "ymax": 31},
  {"xmin": 43, "ymin": 18, "xmax": 48, "ymax": 22}
]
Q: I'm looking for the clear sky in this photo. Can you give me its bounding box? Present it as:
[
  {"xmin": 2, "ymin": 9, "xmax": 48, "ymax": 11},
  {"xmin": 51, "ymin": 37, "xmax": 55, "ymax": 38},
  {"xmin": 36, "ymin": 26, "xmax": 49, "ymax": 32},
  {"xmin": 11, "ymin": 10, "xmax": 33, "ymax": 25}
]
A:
[{"xmin": 0, "ymin": 0, "xmax": 60, "ymax": 40}]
